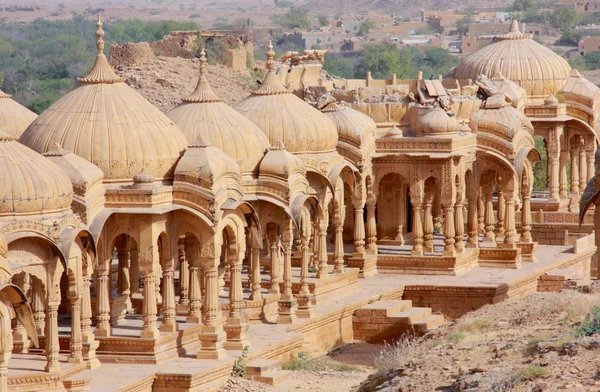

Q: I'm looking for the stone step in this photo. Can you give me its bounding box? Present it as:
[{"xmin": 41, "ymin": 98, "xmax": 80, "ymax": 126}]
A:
[
  {"xmin": 252, "ymin": 370, "xmax": 293, "ymax": 386},
  {"xmin": 355, "ymin": 300, "xmax": 413, "ymax": 318},
  {"xmin": 387, "ymin": 307, "xmax": 432, "ymax": 325},
  {"xmin": 246, "ymin": 359, "xmax": 282, "ymax": 376},
  {"xmin": 413, "ymin": 314, "xmax": 446, "ymax": 332}
]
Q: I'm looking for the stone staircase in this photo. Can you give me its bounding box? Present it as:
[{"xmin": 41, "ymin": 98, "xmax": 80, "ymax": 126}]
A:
[
  {"xmin": 353, "ymin": 300, "xmax": 445, "ymax": 343},
  {"xmin": 246, "ymin": 359, "xmax": 293, "ymax": 386}
]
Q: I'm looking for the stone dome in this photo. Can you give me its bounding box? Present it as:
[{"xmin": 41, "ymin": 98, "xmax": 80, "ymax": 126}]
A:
[
  {"xmin": 0, "ymin": 131, "xmax": 73, "ymax": 217},
  {"xmin": 168, "ymin": 49, "xmax": 270, "ymax": 174},
  {"xmin": 470, "ymin": 95, "xmax": 533, "ymax": 140},
  {"xmin": 19, "ymin": 17, "xmax": 188, "ymax": 184},
  {"xmin": 321, "ymin": 102, "xmax": 376, "ymax": 147},
  {"xmin": 0, "ymin": 90, "xmax": 38, "ymax": 138},
  {"xmin": 452, "ymin": 21, "xmax": 571, "ymax": 97},
  {"xmin": 235, "ymin": 42, "xmax": 338, "ymax": 155},
  {"xmin": 419, "ymin": 106, "xmax": 460, "ymax": 135}
]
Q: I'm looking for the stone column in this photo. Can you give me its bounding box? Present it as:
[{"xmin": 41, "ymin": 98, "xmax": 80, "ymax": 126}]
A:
[
  {"xmin": 117, "ymin": 248, "xmax": 128, "ymax": 295},
  {"xmin": 333, "ymin": 221, "xmax": 345, "ymax": 273},
  {"xmin": 587, "ymin": 149, "xmax": 595, "ymax": 183},
  {"xmin": 477, "ymin": 190, "xmax": 485, "ymax": 234},
  {"xmin": 454, "ymin": 198, "xmax": 465, "ymax": 253},
  {"xmin": 45, "ymin": 299, "xmax": 60, "ymax": 372},
  {"xmin": 571, "ymin": 146, "xmax": 580, "ymax": 195},
  {"xmin": 277, "ymin": 223, "xmax": 297, "ymax": 324},
  {"xmin": 503, "ymin": 193, "xmax": 518, "ymax": 246},
  {"xmin": 95, "ymin": 264, "xmax": 111, "ymax": 337},
  {"xmin": 186, "ymin": 264, "xmax": 202, "ymax": 324},
  {"xmin": 352, "ymin": 204, "xmax": 366, "ymax": 257},
  {"xmin": 81, "ymin": 273, "xmax": 99, "ymax": 368},
  {"xmin": 32, "ymin": 278, "xmax": 45, "ymax": 336},
  {"xmin": 140, "ymin": 268, "xmax": 159, "ymax": 339},
  {"xmin": 559, "ymin": 149, "xmax": 568, "ymax": 198},
  {"xmin": 68, "ymin": 294, "xmax": 83, "ymax": 363},
  {"xmin": 250, "ymin": 246, "xmax": 262, "ymax": 300},
  {"xmin": 0, "ymin": 351, "xmax": 11, "ymax": 392},
  {"xmin": 224, "ymin": 250, "xmax": 250, "ymax": 350},
  {"xmin": 548, "ymin": 153, "xmax": 560, "ymax": 201},
  {"xmin": 411, "ymin": 199, "xmax": 424, "ymax": 256},
  {"xmin": 178, "ymin": 241, "xmax": 189, "ymax": 306},
  {"xmin": 12, "ymin": 273, "xmax": 30, "ymax": 353},
  {"xmin": 496, "ymin": 188, "xmax": 505, "ymax": 238},
  {"xmin": 269, "ymin": 240, "xmax": 282, "ymax": 294},
  {"xmin": 130, "ymin": 247, "xmax": 140, "ymax": 296},
  {"xmin": 160, "ymin": 264, "xmax": 178, "ymax": 332},
  {"xmin": 482, "ymin": 181, "xmax": 496, "ymax": 246},
  {"xmin": 300, "ymin": 238, "xmax": 310, "ymax": 295},
  {"xmin": 155, "ymin": 264, "xmax": 162, "ymax": 306},
  {"xmin": 443, "ymin": 204, "xmax": 456, "ymax": 256},
  {"xmin": 467, "ymin": 194, "xmax": 479, "ymax": 248},
  {"xmin": 423, "ymin": 199, "xmax": 434, "ymax": 253},
  {"xmin": 365, "ymin": 201, "xmax": 378, "ymax": 254},
  {"xmin": 580, "ymin": 139, "xmax": 588, "ymax": 193},
  {"xmin": 316, "ymin": 221, "xmax": 329, "ymax": 279},
  {"xmin": 521, "ymin": 190, "xmax": 533, "ymax": 243},
  {"xmin": 198, "ymin": 260, "xmax": 226, "ymax": 359}
]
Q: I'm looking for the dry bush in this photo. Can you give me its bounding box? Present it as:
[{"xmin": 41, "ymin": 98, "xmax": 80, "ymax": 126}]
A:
[
  {"xmin": 374, "ymin": 334, "xmax": 422, "ymax": 374},
  {"xmin": 456, "ymin": 317, "xmax": 490, "ymax": 334}
]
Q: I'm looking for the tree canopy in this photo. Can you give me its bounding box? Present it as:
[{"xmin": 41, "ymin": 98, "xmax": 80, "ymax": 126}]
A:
[
  {"xmin": 551, "ymin": 7, "xmax": 580, "ymax": 31},
  {"xmin": 271, "ymin": 7, "xmax": 311, "ymax": 29}
]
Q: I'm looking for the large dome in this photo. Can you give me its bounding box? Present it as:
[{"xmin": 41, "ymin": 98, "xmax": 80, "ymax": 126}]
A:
[
  {"xmin": 168, "ymin": 49, "xmax": 270, "ymax": 175},
  {"xmin": 0, "ymin": 90, "xmax": 37, "ymax": 138},
  {"xmin": 235, "ymin": 42, "xmax": 338, "ymax": 155},
  {"xmin": 452, "ymin": 21, "xmax": 571, "ymax": 97},
  {"xmin": 19, "ymin": 17, "xmax": 188, "ymax": 183},
  {"xmin": 0, "ymin": 131, "xmax": 73, "ymax": 217}
]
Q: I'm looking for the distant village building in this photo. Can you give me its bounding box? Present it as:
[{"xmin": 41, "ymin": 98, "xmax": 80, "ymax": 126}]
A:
[
  {"xmin": 579, "ymin": 35, "xmax": 600, "ymax": 55},
  {"xmin": 558, "ymin": 0, "xmax": 600, "ymax": 14}
]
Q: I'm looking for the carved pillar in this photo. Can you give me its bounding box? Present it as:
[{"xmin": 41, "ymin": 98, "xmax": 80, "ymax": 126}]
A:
[
  {"xmin": 571, "ymin": 145, "xmax": 580, "ymax": 195},
  {"xmin": 352, "ymin": 204, "xmax": 366, "ymax": 257},
  {"xmin": 68, "ymin": 294, "xmax": 83, "ymax": 363},
  {"xmin": 224, "ymin": 248, "xmax": 250, "ymax": 350},
  {"xmin": 587, "ymin": 148, "xmax": 595, "ymax": 184},
  {"xmin": 411, "ymin": 199, "xmax": 424, "ymax": 256},
  {"xmin": 155, "ymin": 264, "xmax": 162, "ymax": 306},
  {"xmin": 178, "ymin": 241, "xmax": 189, "ymax": 306},
  {"xmin": 482, "ymin": 179, "xmax": 496, "ymax": 246},
  {"xmin": 95, "ymin": 263, "xmax": 111, "ymax": 337},
  {"xmin": 477, "ymin": 189, "xmax": 485, "ymax": 233},
  {"xmin": 454, "ymin": 197, "xmax": 465, "ymax": 253},
  {"xmin": 316, "ymin": 220, "xmax": 329, "ymax": 279},
  {"xmin": 117, "ymin": 248, "xmax": 128, "ymax": 295},
  {"xmin": 269, "ymin": 239, "xmax": 282, "ymax": 294},
  {"xmin": 160, "ymin": 263, "xmax": 177, "ymax": 332},
  {"xmin": 32, "ymin": 278, "xmax": 45, "ymax": 336},
  {"xmin": 0, "ymin": 351, "xmax": 11, "ymax": 392},
  {"xmin": 12, "ymin": 273, "xmax": 30, "ymax": 353},
  {"xmin": 81, "ymin": 273, "xmax": 99, "ymax": 368},
  {"xmin": 580, "ymin": 138, "xmax": 588, "ymax": 193},
  {"xmin": 141, "ymin": 269, "xmax": 159, "ymax": 339},
  {"xmin": 548, "ymin": 153, "xmax": 560, "ymax": 201},
  {"xmin": 299, "ymin": 237, "xmax": 310, "ymax": 295},
  {"xmin": 521, "ymin": 190, "xmax": 533, "ymax": 243},
  {"xmin": 503, "ymin": 193, "xmax": 518, "ymax": 246},
  {"xmin": 423, "ymin": 198, "xmax": 434, "ymax": 253},
  {"xmin": 130, "ymin": 247, "xmax": 140, "ymax": 296},
  {"xmin": 496, "ymin": 187, "xmax": 505, "ymax": 238},
  {"xmin": 333, "ymin": 221, "xmax": 345, "ymax": 273},
  {"xmin": 45, "ymin": 291, "xmax": 60, "ymax": 373},
  {"xmin": 278, "ymin": 222, "xmax": 297, "ymax": 324},
  {"xmin": 443, "ymin": 204, "xmax": 456, "ymax": 256},
  {"xmin": 366, "ymin": 201, "xmax": 377, "ymax": 254},
  {"xmin": 250, "ymin": 246, "xmax": 262, "ymax": 301},
  {"xmin": 559, "ymin": 149, "xmax": 568, "ymax": 198},
  {"xmin": 467, "ymin": 193, "xmax": 479, "ymax": 248},
  {"xmin": 186, "ymin": 264, "xmax": 202, "ymax": 324},
  {"xmin": 198, "ymin": 255, "xmax": 226, "ymax": 359}
]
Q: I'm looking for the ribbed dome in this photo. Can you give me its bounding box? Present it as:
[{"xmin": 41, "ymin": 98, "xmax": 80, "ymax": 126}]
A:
[
  {"xmin": 322, "ymin": 103, "xmax": 376, "ymax": 147},
  {"xmin": 0, "ymin": 131, "xmax": 73, "ymax": 217},
  {"xmin": 453, "ymin": 21, "xmax": 571, "ymax": 97},
  {"xmin": 235, "ymin": 42, "xmax": 338, "ymax": 154},
  {"xmin": 19, "ymin": 17, "xmax": 188, "ymax": 183},
  {"xmin": 420, "ymin": 106, "xmax": 460, "ymax": 135},
  {"xmin": 0, "ymin": 90, "xmax": 37, "ymax": 138},
  {"xmin": 168, "ymin": 49, "xmax": 270, "ymax": 174},
  {"xmin": 470, "ymin": 96, "xmax": 533, "ymax": 140}
]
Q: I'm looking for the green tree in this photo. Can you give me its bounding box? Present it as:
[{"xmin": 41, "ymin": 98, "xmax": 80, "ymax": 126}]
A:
[
  {"xmin": 533, "ymin": 136, "xmax": 547, "ymax": 191},
  {"xmin": 358, "ymin": 19, "xmax": 376, "ymax": 36},
  {"xmin": 272, "ymin": 7, "xmax": 311, "ymax": 29},
  {"xmin": 316, "ymin": 14, "xmax": 328, "ymax": 27},
  {"xmin": 551, "ymin": 7, "xmax": 580, "ymax": 31},
  {"xmin": 355, "ymin": 41, "xmax": 414, "ymax": 79},
  {"xmin": 322, "ymin": 54, "xmax": 355, "ymax": 78},
  {"xmin": 513, "ymin": 0, "xmax": 534, "ymax": 12},
  {"xmin": 456, "ymin": 16, "xmax": 472, "ymax": 37},
  {"xmin": 585, "ymin": 51, "xmax": 600, "ymax": 69}
]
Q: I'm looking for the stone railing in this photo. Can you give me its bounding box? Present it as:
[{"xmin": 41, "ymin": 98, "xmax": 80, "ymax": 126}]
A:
[{"xmin": 574, "ymin": 232, "xmax": 596, "ymax": 254}]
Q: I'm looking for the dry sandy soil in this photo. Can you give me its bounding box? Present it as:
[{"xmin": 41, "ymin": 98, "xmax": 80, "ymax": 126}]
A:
[{"xmin": 217, "ymin": 289, "xmax": 600, "ymax": 392}]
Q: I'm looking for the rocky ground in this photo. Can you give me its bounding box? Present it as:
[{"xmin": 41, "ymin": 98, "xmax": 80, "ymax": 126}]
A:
[
  {"xmin": 115, "ymin": 56, "xmax": 264, "ymax": 113},
  {"xmin": 217, "ymin": 289, "xmax": 600, "ymax": 392}
]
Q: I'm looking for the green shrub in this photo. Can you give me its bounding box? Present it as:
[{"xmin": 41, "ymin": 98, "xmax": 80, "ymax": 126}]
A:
[
  {"xmin": 518, "ymin": 365, "xmax": 549, "ymax": 380},
  {"xmin": 447, "ymin": 332, "xmax": 466, "ymax": 344},
  {"xmin": 575, "ymin": 305, "xmax": 600, "ymax": 336},
  {"xmin": 232, "ymin": 345, "xmax": 249, "ymax": 377}
]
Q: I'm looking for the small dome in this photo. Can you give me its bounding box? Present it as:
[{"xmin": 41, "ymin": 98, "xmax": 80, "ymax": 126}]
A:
[
  {"xmin": 259, "ymin": 140, "xmax": 303, "ymax": 178},
  {"xmin": 168, "ymin": 49, "xmax": 269, "ymax": 174},
  {"xmin": 322, "ymin": 102, "xmax": 376, "ymax": 147},
  {"xmin": 133, "ymin": 168, "xmax": 155, "ymax": 188},
  {"xmin": 420, "ymin": 107, "xmax": 460, "ymax": 135},
  {"xmin": 452, "ymin": 21, "xmax": 571, "ymax": 97},
  {"xmin": 19, "ymin": 16, "xmax": 188, "ymax": 183},
  {"xmin": 235, "ymin": 42, "xmax": 338, "ymax": 154},
  {"xmin": 0, "ymin": 89, "xmax": 37, "ymax": 138},
  {"xmin": 470, "ymin": 99, "xmax": 533, "ymax": 139},
  {"xmin": 559, "ymin": 69, "xmax": 600, "ymax": 101},
  {"xmin": 544, "ymin": 94, "xmax": 559, "ymax": 106},
  {"xmin": 43, "ymin": 143, "xmax": 104, "ymax": 190},
  {"xmin": 0, "ymin": 131, "xmax": 73, "ymax": 216}
]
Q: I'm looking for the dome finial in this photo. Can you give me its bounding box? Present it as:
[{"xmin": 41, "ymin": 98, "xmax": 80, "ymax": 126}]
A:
[
  {"xmin": 199, "ymin": 46, "xmax": 208, "ymax": 80},
  {"xmin": 509, "ymin": 19, "xmax": 520, "ymax": 34},
  {"xmin": 96, "ymin": 14, "xmax": 105, "ymax": 55},
  {"xmin": 181, "ymin": 47, "xmax": 222, "ymax": 103},
  {"xmin": 266, "ymin": 41, "xmax": 275, "ymax": 72}
]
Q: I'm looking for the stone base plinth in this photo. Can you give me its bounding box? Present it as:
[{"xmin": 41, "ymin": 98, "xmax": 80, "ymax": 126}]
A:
[
  {"xmin": 478, "ymin": 247, "xmax": 522, "ymax": 269},
  {"xmin": 276, "ymin": 297, "xmax": 298, "ymax": 324},
  {"xmin": 517, "ymin": 242, "xmax": 538, "ymax": 262},
  {"xmin": 347, "ymin": 254, "xmax": 378, "ymax": 278},
  {"xmin": 377, "ymin": 249, "xmax": 478, "ymax": 276}
]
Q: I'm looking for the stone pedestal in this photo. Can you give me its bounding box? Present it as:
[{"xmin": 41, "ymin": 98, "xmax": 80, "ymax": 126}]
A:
[
  {"xmin": 197, "ymin": 325, "xmax": 227, "ymax": 360},
  {"xmin": 276, "ymin": 297, "xmax": 298, "ymax": 324},
  {"xmin": 223, "ymin": 317, "xmax": 250, "ymax": 350},
  {"xmin": 347, "ymin": 254, "xmax": 378, "ymax": 278},
  {"xmin": 296, "ymin": 294, "xmax": 316, "ymax": 319}
]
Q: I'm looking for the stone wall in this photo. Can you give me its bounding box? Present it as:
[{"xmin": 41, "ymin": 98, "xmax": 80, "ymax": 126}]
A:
[{"xmin": 109, "ymin": 42, "xmax": 156, "ymax": 69}]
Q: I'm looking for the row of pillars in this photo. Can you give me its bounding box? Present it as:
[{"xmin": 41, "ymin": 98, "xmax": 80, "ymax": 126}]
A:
[{"xmin": 547, "ymin": 138, "xmax": 594, "ymax": 200}]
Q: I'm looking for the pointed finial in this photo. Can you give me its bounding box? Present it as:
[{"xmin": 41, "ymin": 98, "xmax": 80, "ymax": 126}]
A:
[
  {"xmin": 266, "ymin": 41, "xmax": 275, "ymax": 72},
  {"xmin": 96, "ymin": 14, "xmax": 105, "ymax": 54},
  {"xmin": 199, "ymin": 47, "xmax": 207, "ymax": 80},
  {"xmin": 509, "ymin": 19, "xmax": 520, "ymax": 33}
]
